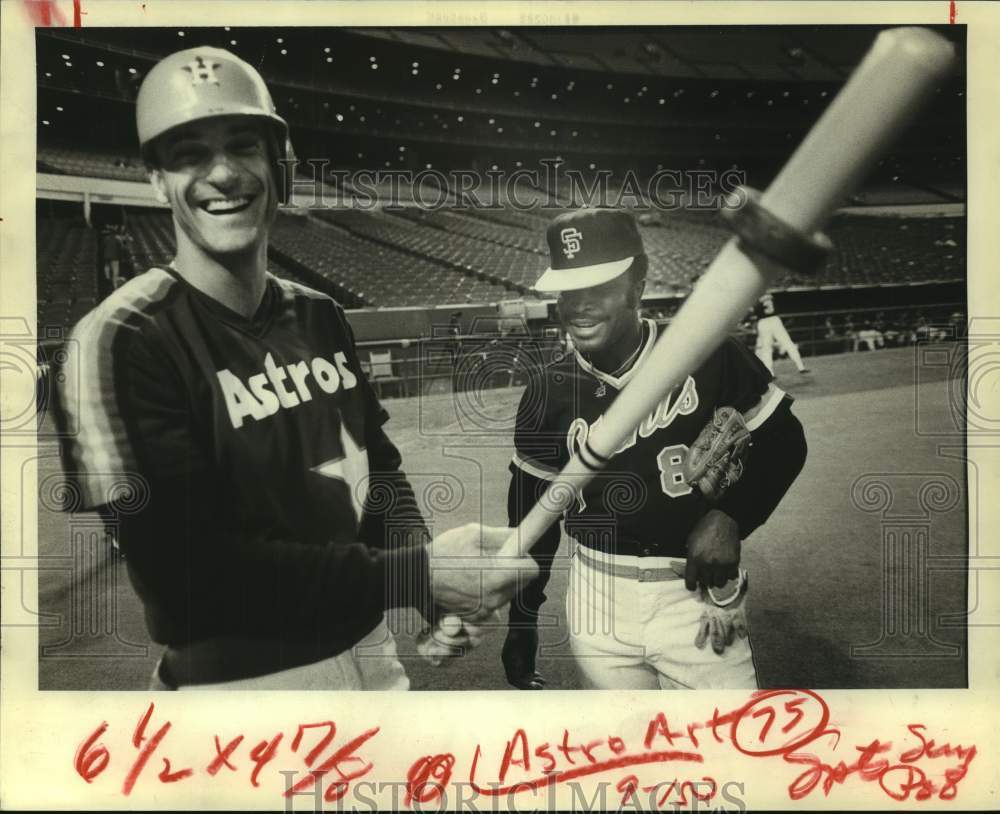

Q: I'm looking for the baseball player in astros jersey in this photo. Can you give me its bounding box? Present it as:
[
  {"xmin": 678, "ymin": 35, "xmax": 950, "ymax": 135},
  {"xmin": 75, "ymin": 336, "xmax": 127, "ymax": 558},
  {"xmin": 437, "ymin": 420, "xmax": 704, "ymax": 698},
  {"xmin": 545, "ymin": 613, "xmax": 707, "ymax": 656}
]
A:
[
  {"xmin": 54, "ymin": 47, "xmax": 532, "ymax": 690},
  {"xmin": 502, "ymin": 208, "xmax": 807, "ymax": 690},
  {"xmin": 752, "ymin": 293, "xmax": 810, "ymax": 374}
]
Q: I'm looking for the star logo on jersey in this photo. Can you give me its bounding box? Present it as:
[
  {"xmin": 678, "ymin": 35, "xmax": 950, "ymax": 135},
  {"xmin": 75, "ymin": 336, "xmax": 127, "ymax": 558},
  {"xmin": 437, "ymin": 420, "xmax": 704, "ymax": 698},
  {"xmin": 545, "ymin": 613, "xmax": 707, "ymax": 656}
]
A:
[
  {"xmin": 311, "ymin": 419, "xmax": 369, "ymax": 526},
  {"xmin": 182, "ymin": 56, "xmax": 221, "ymax": 86},
  {"xmin": 560, "ymin": 227, "xmax": 583, "ymax": 259}
]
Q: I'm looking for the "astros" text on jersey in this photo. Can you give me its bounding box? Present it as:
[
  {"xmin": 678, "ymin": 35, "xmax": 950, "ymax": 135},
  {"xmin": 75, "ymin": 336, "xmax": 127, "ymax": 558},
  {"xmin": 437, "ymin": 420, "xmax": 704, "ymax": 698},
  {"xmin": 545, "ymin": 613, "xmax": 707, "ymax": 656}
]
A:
[{"xmin": 217, "ymin": 351, "xmax": 358, "ymax": 429}]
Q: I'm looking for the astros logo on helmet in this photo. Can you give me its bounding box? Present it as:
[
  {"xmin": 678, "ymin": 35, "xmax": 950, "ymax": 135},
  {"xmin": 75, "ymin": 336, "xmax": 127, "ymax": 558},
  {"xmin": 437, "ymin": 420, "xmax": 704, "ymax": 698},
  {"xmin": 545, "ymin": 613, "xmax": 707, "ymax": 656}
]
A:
[{"xmin": 182, "ymin": 55, "xmax": 221, "ymax": 86}]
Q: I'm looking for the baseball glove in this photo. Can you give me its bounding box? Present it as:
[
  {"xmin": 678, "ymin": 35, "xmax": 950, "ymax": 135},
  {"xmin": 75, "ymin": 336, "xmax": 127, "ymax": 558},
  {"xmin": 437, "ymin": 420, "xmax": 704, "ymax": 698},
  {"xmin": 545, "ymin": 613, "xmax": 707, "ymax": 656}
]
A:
[
  {"xmin": 696, "ymin": 569, "xmax": 750, "ymax": 654},
  {"xmin": 683, "ymin": 407, "xmax": 751, "ymax": 500}
]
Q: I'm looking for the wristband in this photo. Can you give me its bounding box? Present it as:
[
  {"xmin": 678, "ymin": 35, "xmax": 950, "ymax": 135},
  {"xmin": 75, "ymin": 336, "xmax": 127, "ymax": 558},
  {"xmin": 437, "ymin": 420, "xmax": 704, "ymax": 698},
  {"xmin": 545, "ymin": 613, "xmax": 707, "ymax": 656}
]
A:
[
  {"xmin": 721, "ymin": 186, "xmax": 833, "ymax": 275},
  {"xmin": 707, "ymin": 569, "xmax": 748, "ymax": 607}
]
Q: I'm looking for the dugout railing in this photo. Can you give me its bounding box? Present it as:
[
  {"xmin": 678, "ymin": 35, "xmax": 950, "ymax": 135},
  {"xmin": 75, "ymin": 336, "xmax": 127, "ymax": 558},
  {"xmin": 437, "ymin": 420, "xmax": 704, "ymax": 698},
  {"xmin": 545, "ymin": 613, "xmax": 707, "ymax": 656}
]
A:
[{"xmin": 351, "ymin": 300, "xmax": 966, "ymax": 399}]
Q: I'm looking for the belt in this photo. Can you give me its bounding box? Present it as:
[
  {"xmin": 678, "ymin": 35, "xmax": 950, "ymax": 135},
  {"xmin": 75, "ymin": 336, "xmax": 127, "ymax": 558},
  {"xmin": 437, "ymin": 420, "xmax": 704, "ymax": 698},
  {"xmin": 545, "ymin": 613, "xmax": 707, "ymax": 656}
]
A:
[
  {"xmin": 158, "ymin": 617, "xmax": 382, "ymax": 687},
  {"xmin": 576, "ymin": 548, "xmax": 684, "ymax": 583}
]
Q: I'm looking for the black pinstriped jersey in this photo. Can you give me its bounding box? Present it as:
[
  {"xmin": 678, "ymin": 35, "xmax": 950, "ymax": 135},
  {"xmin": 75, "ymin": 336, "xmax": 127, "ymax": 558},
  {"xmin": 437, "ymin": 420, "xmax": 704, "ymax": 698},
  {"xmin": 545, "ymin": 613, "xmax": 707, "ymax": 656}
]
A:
[{"xmin": 511, "ymin": 319, "xmax": 785, "ymax": 557}]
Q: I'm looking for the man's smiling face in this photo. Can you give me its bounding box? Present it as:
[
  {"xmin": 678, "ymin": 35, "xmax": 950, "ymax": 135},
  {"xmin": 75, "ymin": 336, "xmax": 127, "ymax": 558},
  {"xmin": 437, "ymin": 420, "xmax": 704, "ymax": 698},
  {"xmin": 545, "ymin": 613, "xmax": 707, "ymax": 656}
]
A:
[
  {"xmin": 557, "ymin": 270, "xmax": 644, "ymax": 355},
  {"xmin": 148, "ymin": 115, "xmax": 277, "ymax": 258}
]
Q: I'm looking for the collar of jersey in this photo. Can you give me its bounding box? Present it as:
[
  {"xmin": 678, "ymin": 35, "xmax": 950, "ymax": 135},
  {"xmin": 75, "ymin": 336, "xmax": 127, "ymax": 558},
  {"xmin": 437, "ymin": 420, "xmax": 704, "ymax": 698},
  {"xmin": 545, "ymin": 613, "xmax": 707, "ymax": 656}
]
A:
[
  {"xmin": 162, "ymin": 263, "xmax": 277, "ymax": 333},
  {"xmin": 572, "ymin": 317, "xmax": 658, "ymax": 390}
]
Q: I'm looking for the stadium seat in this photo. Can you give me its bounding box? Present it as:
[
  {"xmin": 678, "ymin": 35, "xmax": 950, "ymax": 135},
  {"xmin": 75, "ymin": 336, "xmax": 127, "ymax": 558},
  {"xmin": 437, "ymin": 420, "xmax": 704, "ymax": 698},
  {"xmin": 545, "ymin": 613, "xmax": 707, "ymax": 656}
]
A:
[{"xmin": 366, "ymin": 350, "xmax": 408, "ymax": 398}]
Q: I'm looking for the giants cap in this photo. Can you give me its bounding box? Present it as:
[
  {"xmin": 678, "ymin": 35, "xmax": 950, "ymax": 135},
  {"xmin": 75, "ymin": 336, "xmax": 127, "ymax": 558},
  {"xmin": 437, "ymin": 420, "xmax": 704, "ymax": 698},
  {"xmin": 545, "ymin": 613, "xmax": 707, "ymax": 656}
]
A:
[{"xmin": 534, "ymin": 208, "xmax": 644, "ymax": 293}]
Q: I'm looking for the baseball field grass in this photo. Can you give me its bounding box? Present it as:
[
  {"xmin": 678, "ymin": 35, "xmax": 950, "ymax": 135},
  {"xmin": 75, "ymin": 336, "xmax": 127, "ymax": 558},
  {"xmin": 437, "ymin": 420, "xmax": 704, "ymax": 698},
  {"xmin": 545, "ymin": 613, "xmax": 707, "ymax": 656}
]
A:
[{"xmin": 34, "ymin": 344, "xmax": 967, "ymax": 691}]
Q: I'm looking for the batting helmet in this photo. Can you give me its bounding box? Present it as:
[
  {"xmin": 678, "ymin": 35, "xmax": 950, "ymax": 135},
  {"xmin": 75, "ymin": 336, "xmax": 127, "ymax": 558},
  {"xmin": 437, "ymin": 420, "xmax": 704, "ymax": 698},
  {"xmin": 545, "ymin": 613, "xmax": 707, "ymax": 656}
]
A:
[{"xmin": 136, "ymin": 46, "xmax": 295, "ymax": 203}]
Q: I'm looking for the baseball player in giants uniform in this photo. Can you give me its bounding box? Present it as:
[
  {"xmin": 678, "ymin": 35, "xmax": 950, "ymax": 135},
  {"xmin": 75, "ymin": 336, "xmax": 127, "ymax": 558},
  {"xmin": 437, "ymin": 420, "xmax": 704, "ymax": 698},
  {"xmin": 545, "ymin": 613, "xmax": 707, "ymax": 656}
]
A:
[
  {"xmin": 54, "ymin": 47, "xmax": 530, "ymax": 690},
  {"xmin": 752, "ymin": 293, "xmax": 810, "ymax": 374},
  {"xmin": 502, "ymin": 209, "xmax": 807, "ymax": 690}
]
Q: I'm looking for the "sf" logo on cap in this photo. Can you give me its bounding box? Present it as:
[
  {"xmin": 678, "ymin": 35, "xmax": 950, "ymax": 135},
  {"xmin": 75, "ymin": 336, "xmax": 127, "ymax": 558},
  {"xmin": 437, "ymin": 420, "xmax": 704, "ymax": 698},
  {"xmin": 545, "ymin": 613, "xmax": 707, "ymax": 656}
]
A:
[
  {"xmin": 560, "ymin": 227, "xmax": 583, "ymax": 259},
  {"xmin": 183, "ymin": 56, "xmax": 221, "ymax": 86}
]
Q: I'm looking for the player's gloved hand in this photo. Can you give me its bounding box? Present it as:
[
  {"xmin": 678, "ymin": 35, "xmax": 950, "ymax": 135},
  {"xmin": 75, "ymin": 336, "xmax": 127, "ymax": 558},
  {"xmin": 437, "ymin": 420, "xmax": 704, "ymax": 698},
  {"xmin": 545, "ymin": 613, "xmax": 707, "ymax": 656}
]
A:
[
  {"xmin": 684, "ymin": 509, "xmax": 741, "ymax": 590},
  {"xmin": 695, "ymin": 570, "xmax": 750, "ymax": 655},
  {"xmin": 502, "ymin": 627, "xmax": 546, "ymax": 690},
  {"xmin": 683, "ymin": 406, "xmax": 751, "ymax": 500}
]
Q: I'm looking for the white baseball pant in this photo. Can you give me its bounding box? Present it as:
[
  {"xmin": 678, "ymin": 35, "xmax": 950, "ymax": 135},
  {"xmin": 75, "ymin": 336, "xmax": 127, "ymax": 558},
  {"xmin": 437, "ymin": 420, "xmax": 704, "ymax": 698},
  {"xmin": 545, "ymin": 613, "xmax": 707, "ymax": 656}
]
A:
[
  {"xmin": 566, "ymin": 546, "xmax": 758, "ymax": 690},
  {"xmin": 755, "ymin": 315, "xmax": 806, "ymax": 373}
]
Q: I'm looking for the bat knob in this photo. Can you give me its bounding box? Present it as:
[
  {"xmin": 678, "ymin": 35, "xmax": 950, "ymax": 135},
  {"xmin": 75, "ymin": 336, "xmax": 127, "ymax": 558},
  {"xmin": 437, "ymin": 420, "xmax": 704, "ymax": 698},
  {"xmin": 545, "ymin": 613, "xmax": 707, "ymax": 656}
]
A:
[
  {"xmin": 875, "ymin": 27, "xmax": 956, "ymax": 77},
  {"xmin": 438, "ymin": 615, "xmax": 463, "ymax": 637}
]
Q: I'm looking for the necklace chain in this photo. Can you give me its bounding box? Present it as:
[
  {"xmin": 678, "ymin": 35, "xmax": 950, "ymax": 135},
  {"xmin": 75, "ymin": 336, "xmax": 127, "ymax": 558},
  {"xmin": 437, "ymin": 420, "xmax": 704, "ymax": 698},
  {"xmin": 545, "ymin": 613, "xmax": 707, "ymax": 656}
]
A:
[
  {"xmin": 588, "ymin": 322, "xmax": 645, "ymax": 396},
  {"xmin": 602, "ymin": 323, "xmax": 645, "ymax": 377},
  {"xmin": 607, "ymin": 332, "xmax": 644, "ymax": 377}
]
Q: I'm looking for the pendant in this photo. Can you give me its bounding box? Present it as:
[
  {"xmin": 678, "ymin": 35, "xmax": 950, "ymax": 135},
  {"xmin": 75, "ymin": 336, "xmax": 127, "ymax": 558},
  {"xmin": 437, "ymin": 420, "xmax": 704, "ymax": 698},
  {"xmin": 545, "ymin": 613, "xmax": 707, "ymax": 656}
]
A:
[{"xmin": 595, "ymin": 382, "xmax": 606, "ymax": 398}]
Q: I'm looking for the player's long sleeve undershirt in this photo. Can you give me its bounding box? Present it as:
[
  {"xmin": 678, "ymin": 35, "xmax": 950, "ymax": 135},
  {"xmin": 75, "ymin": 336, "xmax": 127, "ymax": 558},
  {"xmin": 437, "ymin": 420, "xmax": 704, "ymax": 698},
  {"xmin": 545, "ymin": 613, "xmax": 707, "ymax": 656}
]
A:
[
  {"xmin": 118, "ymin": 432, "xmax": 432, "ymax": 648},
  {"xmin": 505, "ymin": 464, "xmax": 561, "ymax": 626}
]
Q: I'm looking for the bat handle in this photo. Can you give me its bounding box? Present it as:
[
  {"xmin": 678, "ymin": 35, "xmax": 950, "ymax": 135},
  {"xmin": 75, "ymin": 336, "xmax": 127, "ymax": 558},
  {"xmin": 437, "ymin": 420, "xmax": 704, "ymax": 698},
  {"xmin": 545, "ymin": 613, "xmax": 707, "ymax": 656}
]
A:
[
  {"xmin": 418, "ymin": 472, "xmax": 586, "ymax": 666},
  {"xmin": 416, "ymin": 614, "xmax": 465, "ymax": 665}
]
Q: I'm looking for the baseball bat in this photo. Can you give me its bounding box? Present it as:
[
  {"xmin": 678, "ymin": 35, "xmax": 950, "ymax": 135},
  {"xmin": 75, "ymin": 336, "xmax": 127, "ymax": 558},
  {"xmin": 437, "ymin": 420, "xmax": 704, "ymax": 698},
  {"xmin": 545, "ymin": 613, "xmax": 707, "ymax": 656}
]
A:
[{"xmin": 419, "ymin": 27, "xmax": 954, "ymax": 664}]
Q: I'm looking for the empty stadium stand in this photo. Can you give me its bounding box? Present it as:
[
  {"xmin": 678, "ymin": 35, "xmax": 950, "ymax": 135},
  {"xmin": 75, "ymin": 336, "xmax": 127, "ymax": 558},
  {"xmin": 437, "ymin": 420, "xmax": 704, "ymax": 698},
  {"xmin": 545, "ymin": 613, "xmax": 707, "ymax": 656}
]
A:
[
  {"xmin": 394, "ymin": 209, "xmax": 545, "ymax": 253},
  {"xmin": 36, "ymin": 205, "xmax": 966, "ymax": 336},
  {"xmin": 818, "ymin": 215, "xmax": 963, "ymax": 287},
  {"xmin": 36, "ymin": 216, "xmax": 98, "ymax": 334},
  {"xmin": 272, "ymin": 213, "xmax": 514, "ymax": 307},
  {"xmin": 38, "ymin": 145, "xmax": 146, "ymax": 183},
  {"xmin": 120, "ymin": 211, "xmax": 336, "ymax": 295},
  {"xmin": 312, "ymin": 208, "xmax": 547, "ymax": 293},
  {"xmin": 32, "ymin": 25, "xmax": 968, "ymax": 380},
  {"xmin": 466, "ymin": 207, "xmax": 552, "ymax": 232},
  {"xmin": 123, "ymin": 212, "xmax": 175, "ymax": 270}
]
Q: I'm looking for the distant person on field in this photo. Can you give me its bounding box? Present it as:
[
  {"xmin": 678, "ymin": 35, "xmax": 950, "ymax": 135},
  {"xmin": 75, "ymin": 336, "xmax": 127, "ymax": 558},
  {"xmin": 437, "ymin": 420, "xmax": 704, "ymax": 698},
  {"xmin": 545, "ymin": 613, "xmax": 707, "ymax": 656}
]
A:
[
  {"xmin": 854, "ymin": 321, "xmax": 885, "ymax": 352},
  {"xmin": 752, "ymin": 293, "xmax": 810, "ymax": 374}
]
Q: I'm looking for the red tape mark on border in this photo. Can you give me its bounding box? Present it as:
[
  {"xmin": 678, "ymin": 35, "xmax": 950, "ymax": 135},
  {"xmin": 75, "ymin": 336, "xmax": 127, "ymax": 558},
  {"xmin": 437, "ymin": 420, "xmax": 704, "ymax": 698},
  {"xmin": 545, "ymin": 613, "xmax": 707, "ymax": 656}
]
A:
[{"xmin": 23, "ymin": 1, "xmax": 83, "ymax": 27}]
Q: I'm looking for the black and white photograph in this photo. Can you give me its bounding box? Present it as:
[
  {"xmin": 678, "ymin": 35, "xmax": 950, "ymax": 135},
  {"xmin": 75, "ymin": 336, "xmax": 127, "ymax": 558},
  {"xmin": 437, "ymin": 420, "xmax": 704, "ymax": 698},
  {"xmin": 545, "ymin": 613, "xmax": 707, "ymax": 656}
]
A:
[
  {"xmin": 30, "ymin": 21, "xmax": 969, "ymax": 693},
  {"xmin": 2, "ymin": 1, "xmax": 996, "ymax": 809}
]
